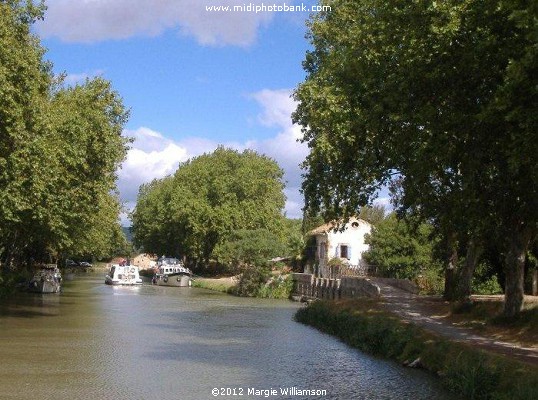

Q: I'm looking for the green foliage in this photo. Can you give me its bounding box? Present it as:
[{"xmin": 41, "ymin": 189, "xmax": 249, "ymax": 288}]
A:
[
  {"xmin": 416, "ymin": 268, "xmax": 445, "ymax": 295},
  {"xmin": 473, "ymin": 277, "xmax": 503, "ymax": 296},
  {"xmin": 191, "ymin": 279, "xmax": 236, "ymax": 294},
  {"xmin": 281, "ymin": 218, "xmax": 305, "ymax": 266},
  {"xmin": 472, "ymin": 262, "xmax": 503, "ymax": 295},
  {"xmin": 214, "ymin": 228, "xmax": 286, "ymax": 270},
  {"xmin": 257, "ymin": 274, "xmax": 294, "ymax": 299},
  {"xmin": 293, "ymin": 0, "xmax": 537, "ymax": 314},
  {"xmin": 131, "ymin": 147, "xmax": 287, "ymax": 267},
  {"xmin": 232, "ymin": 266, "xmax": 271, "ymax": 297},
  {"xmin": 364, "ymin": 214, "xmax": 441, "ymax": 280},
  {"xmin": 0, "ymin": 1, "xmax": 129, "ymax": 269},
  {"xmin": 358, "ymin": 205, "xmax": 386, "ymax": 226}
]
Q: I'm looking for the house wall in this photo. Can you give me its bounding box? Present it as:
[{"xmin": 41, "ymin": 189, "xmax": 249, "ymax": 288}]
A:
[
  {"xmin": 315, "ymin": 219, "xmax": 372, "ymax": 276},
  {"xmin": 132, "ymin": 253, "xmax": 156, "ymax": 270}
]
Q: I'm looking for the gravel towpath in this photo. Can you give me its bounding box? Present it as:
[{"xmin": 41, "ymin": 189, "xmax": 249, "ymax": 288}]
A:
[{"xmin": 369, "ymin": 278, "xmax": 538, "ymax": 366}]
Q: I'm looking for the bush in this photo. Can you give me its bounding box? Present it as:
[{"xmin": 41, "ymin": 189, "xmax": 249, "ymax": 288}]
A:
[
  {"xmin": 0, "ymin": 269, "xmax": 30, "ymax": 298},
  {"xmin": 473, "ymin": 276, "xmax": 503, "ymax": 295},
  {"xmin": 416, "ymin": 269, "xmax": 445, "ymax": 295},
  {"xmin": 258, "ymin": 274, "xmax": 294, "ymax": 299},
  {"xmin": 232, "ymin": 266, "xmax": 270, "ymax": 297}
]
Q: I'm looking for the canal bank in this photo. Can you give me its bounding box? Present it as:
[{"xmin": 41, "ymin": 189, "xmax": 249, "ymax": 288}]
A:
[{"xmin": 295, "ymin": 300, "xmax": 538, "ymax": 400}]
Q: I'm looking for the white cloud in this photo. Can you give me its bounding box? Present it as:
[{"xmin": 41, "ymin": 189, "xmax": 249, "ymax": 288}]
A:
[
  {"xmin": 118, "ymin": 128, "xmax": 190, "ymax": 203},
  {"xmin": 239, "ymin": 89, "xmax": 307, "ymax": 219},
  {"xmin": 118, "ymin": 127, "xmax": 228, "ymax": 220},
  {"xmin": 63, "ymin": 69, "xmax": 104, "ymax": 85},
  {"xmin": 36, "ymin": 0, "xmax": 275, "ymax": 46},
  {"xmin": 248, "ymin": 88, "xmax": 308, "ymax": 198}
]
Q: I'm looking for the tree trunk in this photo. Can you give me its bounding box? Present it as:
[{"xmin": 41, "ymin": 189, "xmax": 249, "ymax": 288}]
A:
[
  {"xmin": 530, "ymin": 269, "xmax": 538, "ymax": 296},
  {"xmin": 444, "ymin": 233, "xmax": 459, "ymax": 301},
  {"xmin": 457, "ymin": 238, "xmax": 482, "ymax": 302},
  {"xmin": 503, "ymin": 225, "xmax": 533, "ymax": 317}
]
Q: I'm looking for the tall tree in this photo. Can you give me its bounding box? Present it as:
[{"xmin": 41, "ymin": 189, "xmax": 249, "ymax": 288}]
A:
[
  {"xmin": 1, "ymin": 1, "xmax": 130, "ymax": 267},
  {"xmin": 293, "ymin": 0, "xmax": 537, "ymax": 316},
  {"xmin": 364, "ymin": 213, "xmax": 440, "ymax": 281},
  {"xmin": 132, "ymin": 147, "xmax": 287, "ymax": 266},
  {"xmin": 0, "ymin": 0, "xmax": 51, "ymax": 265}
]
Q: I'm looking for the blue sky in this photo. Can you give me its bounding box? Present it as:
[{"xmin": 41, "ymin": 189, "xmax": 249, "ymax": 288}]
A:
[{"xmin": 35, "ymin": 1, "xmax": 389, "ymax": 224}]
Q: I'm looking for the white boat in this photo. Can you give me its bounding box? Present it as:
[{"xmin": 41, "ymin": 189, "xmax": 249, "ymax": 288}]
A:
[
  {"xmin": 152, "ymin": 257, "xmax": 192, "ymax": 287},
  {"xmin": 29, "ymin": 265, "xmax": 62, "ymax": 293},
  {"xmin": 105, "ymin": 264, "xmax": 143, "ymax": 286}
]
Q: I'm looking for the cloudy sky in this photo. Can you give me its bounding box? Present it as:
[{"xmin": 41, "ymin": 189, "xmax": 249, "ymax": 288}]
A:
[
  {"xmin": 36, "ymin": 1, "xmax": 389, "ymax": 225},
  {"xmin": 36, "ymin": 0, "xmax": 318, "ymax": 224}
]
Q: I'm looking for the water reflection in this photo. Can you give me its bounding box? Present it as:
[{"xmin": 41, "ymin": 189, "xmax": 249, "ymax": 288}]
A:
[{"xmin": 0, "ymin": 274, "xmax": 458, "ymax": 400}]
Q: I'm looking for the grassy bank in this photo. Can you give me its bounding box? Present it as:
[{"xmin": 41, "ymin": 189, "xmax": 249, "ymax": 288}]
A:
[
  {"xmin": 192, "ymin": 274, "xmax": 294, "ymax": 299},
  {"xmin": 295, "ymin": 300, "xmax": 538, "ymax": 400},
  {"xmin": 192, "ymin": 277, "xmax": 236, "ymax": 293}
]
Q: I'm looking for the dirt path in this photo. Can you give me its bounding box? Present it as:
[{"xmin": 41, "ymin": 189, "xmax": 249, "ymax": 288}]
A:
[{"xmin": 370, "ymin": 279, "xmax": 538, "ymax": 366}]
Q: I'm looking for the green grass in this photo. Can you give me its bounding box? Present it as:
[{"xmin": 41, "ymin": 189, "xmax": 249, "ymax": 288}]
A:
[
  {"xmin": 295, "ymin": 300, "xmax": 538, "ymax": 400},
  {"xmin": 192, "ymin": 278, "xmax": 236, "ymax": 293},
  {"xmin": 491, "ymin": 306, "xmax": 538, "ymax": 330}
]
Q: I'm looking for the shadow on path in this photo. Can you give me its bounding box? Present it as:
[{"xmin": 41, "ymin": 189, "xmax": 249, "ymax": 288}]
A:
[{"xmin": 370, "ymin": 279, "xmax": 538, "ymax": 366}]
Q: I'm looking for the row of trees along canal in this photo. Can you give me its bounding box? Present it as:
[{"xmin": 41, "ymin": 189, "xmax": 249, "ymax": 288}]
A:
[
  {"xmin": 293, "ymin": 0, "xmax": 537, "ymax": 317},
  {"xmin": 0, "ymin": 2, "xmax": 131, "ymax": 272}
]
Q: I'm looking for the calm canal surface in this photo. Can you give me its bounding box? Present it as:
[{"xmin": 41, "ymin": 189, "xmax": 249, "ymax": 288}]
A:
[{"xmin": 0, "ymin": 274, "xmax": 457, "ymax": 400}]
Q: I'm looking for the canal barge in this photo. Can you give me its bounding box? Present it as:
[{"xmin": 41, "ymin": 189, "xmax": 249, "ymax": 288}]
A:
[
  {"xmin": 29, "ymin": 265, "xmax": 62, "ymax": 293},
  {"xmin": 152, "ymin": 257, "xmax": 192, "ymax": 287},
  {"xmin": 105, "ymin": 264, "xmax": 143, "ymax": 286}
]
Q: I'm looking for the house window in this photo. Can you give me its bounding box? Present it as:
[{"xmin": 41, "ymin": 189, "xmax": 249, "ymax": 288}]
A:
[
  {"xmin": 319, "ymin": 242, "xmax": 326, "ymax": 260},
  {"xmin": 340, "ymin": 245, "xmax": 349, "ymax": 259}
]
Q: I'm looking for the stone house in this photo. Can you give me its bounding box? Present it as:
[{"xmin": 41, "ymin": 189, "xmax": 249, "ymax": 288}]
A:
[
  {"xmin": 309, "ymin": 217, "xmax": 373, "ymax": 278},
  {"xmin": 131, "ymin": 253, "xmax": 157, "ymax": 270}
]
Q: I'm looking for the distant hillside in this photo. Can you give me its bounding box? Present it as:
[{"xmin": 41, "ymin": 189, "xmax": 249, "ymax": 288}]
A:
[{"xmin": 122, "ymin": 226, "xmax": 133, "ymax": 243}]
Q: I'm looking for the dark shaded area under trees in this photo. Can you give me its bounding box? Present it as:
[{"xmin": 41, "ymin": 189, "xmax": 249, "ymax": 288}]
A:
[{"xmin": 293, "ymin": 0, "xmax": 537, "ymax": 316}]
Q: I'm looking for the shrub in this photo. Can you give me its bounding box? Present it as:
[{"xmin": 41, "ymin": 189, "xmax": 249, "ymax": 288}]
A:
[
  {"xmin": 258, "ymin": 274, "xmax": 294, "ymax": 299},
  {"xmin": 415, "ymin": 268, "xmax": 445, "ymax": 295},
  {"xmin": 472, "ymin": 276, "xmax": 503, "ymax": 295},
  {"xmin": 232, "ymin": 266, "xmax": 270, "ymax": 297}
]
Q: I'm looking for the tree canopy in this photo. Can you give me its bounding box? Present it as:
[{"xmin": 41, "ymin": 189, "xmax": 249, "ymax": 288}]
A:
[
  {"xmin": 131, "ymin": 147, "xmax": 288, "ymax": 267},
  {"xmin": 0, "ymin": 1, "xmax": 130, "ymax": 267},
  {"xmin": 364, "ymin": 214, "xmax": 440, "ymax": 281},
  {"xmin": 293, "ymin": 0, "xmax": 537, "ymax": 316}
]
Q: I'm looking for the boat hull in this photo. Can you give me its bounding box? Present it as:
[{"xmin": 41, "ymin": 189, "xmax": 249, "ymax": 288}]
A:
[
  {"xmin": 29, "ymin": 268, "xmax": 62, "ymax": 293},
  {"xmin": 29, "ymin": 279, "xmax": 61, "ymax": 293},
  {"xmin": 104, "ymin": 264, "xmax": 143, "ymax": 286},
  {"xmin": 153, "ymin": 273, "xmax": 191, "ymax": 287},
  {"xmin": 105, "ymin": 276, "xmax": 143, "ymax": 286}
]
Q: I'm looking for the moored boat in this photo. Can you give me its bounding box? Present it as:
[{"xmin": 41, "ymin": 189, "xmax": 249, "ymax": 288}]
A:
[
  {"xmin": 105, "ymin": 264, "xmax": 143, "ymax": 286},
  {"xmin": 29, "ymin": 265, "xmax": 62, "ymax": 293},
  {"xmin": 152, "ymin": 257, "xmax": 192, "ymax": 287}
]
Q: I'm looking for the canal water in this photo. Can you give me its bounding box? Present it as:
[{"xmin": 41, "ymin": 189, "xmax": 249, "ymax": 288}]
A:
[{"xmin": 0, "ymin": 274, "xmax": 457, "ymax": 400}]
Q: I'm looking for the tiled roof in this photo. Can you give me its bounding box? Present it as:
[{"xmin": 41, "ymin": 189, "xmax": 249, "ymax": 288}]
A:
[{"xmin": 309, "ymin": 217, "xmax": 371, "ymax": 235}]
